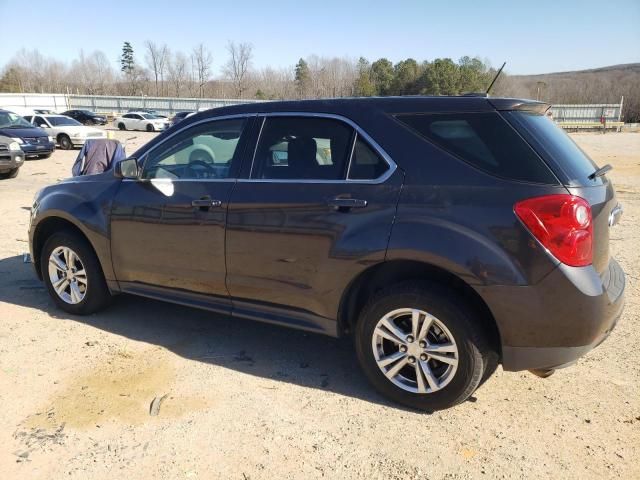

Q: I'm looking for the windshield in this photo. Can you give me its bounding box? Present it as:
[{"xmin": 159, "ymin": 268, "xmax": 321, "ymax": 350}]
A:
[
  {"xmin": 507, "ymin": 111, "xmax": 600, "ymax": 185},
  {"xmin": 48, "ymin": 116, "xmax": 82, "ymax": 126},
  {"xmin": 142, "ymin": 114, "xmax": 160, "ymax": 119},
  {"xmin": 0, "ymin": 111, "xmax": 34, "ymax": 128}
]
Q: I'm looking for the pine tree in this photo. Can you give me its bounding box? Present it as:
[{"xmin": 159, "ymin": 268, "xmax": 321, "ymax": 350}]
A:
[
  {"xmin": 121, "ymin": 42, "xmax": 134, "ymax": 74},
  {"xmin": 294, "ymin": 58, "xmax": 310, "ymax": 98},
  {"xmin": 354, "ymin": 57, "xmax": 376, "ymax": 96}
]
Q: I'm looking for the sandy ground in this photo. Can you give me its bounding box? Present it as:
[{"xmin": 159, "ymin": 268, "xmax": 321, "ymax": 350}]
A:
[{"xmin": 0, "ymin": 130, "xmax": 638, "ymax": 479}]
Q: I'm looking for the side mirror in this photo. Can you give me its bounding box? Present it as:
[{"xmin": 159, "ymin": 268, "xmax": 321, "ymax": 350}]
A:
[{"xmin": 114, "ymin": 158, "xmax": 139, "ymax": 179}]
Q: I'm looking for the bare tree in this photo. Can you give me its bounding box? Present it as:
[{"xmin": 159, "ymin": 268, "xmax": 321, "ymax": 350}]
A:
[
  {"xmin": 224, "ymin": 41, "xmax": 253, "ymax": 98},
  {"xmin": 167, "ymin": 51, "xmax": 189, "ymax": 97},
  {"xmin": 69, "ymin": 50, "xmax": 115, "ymax": 95},
  {"xmin": 191, "ymin": 43, "xmax": 213, "ymax": 98},
  {"xmin": 145, "ymin": 41, "xmax": 169, "ymax": 96}
]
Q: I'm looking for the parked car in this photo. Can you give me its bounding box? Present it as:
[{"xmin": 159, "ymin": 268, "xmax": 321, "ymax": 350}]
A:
[
  {"xmin": 24, "ymin": 114, "xmax": 106, "ymax": 150},
  {"xmin": 33, "ymin": 109, "xmax": 57, "ymax": 115},
  {"xmin": 60, "ymin": 110, "xmax": 107, "ymax": 126},
  {"xmin": 169, "ymin": 111, "xmax": 194, "ymax": 128},
  {"xmin": 28, "ymin": 97, "xmax": 625, "ymax": 410},
  {"xmin": 0, "ymin": 134, "xmax": 24, "ymax": 179},
  {"xmin": 113, "ymin": 112, "xmax": 169, "ymax": 132},
  {"xmin": 0, "ymin": 109, "xmax": 55, "ymax": 159}
]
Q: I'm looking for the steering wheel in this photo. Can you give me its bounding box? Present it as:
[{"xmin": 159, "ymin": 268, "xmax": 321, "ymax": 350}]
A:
[{"xmin": 186, "ymin": 149, "xmax": 216, "ymax": 178}]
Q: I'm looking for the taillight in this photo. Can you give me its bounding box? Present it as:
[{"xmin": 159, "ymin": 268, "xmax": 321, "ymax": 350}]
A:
[{"xmin": 514, "ymin": 194, "xmax": 593, "ymax": 267}]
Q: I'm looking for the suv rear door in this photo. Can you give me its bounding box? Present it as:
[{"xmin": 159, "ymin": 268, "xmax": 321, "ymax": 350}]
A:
[
  {"xmin": 225, "ymin": 114, "xmax": 403, "ymax": 333},
  {"xmin": 110, "ymin": 116, "xmax": 253, "ymax": 312}
]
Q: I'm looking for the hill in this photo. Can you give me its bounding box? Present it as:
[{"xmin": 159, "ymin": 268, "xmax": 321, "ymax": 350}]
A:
[{"xmin": 495, "ymin": 63, "xmax": 640, "ymax": 121}]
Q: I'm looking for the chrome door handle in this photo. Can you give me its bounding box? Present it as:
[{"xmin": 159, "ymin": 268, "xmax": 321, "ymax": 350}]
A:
[{"xmin": 328, "ymin": 198, "xmax": 368, "ymax": 210}]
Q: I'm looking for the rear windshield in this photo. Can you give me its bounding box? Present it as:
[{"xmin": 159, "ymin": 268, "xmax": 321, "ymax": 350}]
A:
[
  {"xmin": 395, "ymin": 112, "xmax": 557, "ymax": 184},
  {"xmin": 505, "ymin": 111, "xmax": 599, "ymax": 185}
]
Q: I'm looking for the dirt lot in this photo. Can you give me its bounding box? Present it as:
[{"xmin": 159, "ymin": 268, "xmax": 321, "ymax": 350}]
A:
[{"xmin": 0, "ymin": 130, "xmax": 638, "ymax": 479}]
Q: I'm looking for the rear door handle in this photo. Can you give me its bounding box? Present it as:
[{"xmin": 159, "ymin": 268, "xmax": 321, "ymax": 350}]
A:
[{"xmin": 328, "ymin": 198, "xmax": 368, "ymax": 210}]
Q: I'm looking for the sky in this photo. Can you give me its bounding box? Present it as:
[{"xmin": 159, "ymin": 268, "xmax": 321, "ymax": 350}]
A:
[{"xmin": 1, "ymin": 0, "xmax": 638, "ymax": 76}]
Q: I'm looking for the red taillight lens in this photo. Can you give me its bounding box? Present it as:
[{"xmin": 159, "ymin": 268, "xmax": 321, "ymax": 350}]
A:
[{"xmin": 514, "ymin": 194, "xmax": 593, "ymax": 267}]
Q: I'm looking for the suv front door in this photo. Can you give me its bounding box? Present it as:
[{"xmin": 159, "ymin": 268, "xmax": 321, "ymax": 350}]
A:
[
  {"xmin": 225, "ymin": 114, "xmax": 403, "ymax": 333},
  {"xmin": 110, "ymin": 116, "xmax": 253, "ymax": 313}
]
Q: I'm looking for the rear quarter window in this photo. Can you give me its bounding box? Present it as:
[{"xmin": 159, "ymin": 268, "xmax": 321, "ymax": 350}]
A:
[
  {"xmin": 505, "ymin": 111, "xmax": 600, "ymax": 186},
  {"xmin": 395, "ymin": 112, "xmax": 558, "ymax": 184}
]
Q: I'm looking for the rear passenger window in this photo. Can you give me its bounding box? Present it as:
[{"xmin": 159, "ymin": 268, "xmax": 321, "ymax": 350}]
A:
[
  {"xmin": 252, "ymin": 117, "xmax": 353, "ymax": 180},
  {"xmin": 395, "ymin": 112, "xmax": 557, "ymax": 184},
  {"xmin": 348, "ymin": 136, "xmax": 389, "ymax": 180}
]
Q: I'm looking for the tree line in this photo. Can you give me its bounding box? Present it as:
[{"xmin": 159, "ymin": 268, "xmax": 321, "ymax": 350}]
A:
[{"xmin": 0, "ymin": 42, "xmax": 638, "ymax": 121}]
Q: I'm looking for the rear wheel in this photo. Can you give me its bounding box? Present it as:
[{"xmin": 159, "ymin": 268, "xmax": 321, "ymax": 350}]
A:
[
  {"xmin": 41, "ymin": 231, "xmax": 111, "ymax": 315},
  {"xmin": 355, "ymin": 282, "xmax": 492, "ymax": 411},
  {"xmin": 146, "ymin": 124, "xmax": 154, "ymax": 132},
  {"xmin": 58, "ymin": 134, "xmax": 72, "ymax": 150},
  {"xmin": 118, "ymin": 122, "xmax": 126, "ymax": 131}
]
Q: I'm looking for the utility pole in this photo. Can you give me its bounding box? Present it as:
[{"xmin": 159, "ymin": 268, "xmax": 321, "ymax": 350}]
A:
[{"xmin": 536, "ymin": 81, "xmax": 546, "ymax": 101}]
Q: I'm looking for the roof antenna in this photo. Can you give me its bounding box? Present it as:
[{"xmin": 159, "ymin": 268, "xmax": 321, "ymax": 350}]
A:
[{"xmin": 486, "ymin": 62, "xmax": 506, "ymax": 96}]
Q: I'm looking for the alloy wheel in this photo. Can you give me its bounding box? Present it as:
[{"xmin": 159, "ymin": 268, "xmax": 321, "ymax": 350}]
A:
[
  {"xmin": 48, "ymin": 246, "xmax": 88, "ymax": 304},
  {"xmin": 371, "ymin": 308, "xmax": 459, "ymax": 393}
]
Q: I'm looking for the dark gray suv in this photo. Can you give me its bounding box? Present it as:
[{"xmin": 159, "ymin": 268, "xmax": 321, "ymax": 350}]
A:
[{"xmin": 28, "ymin": 97, "xmax": 625, "ymax": 410}]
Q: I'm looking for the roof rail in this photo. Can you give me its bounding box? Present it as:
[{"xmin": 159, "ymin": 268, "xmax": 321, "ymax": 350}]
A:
[{"xmin": 461, "ymin": 92, "xmax": 489, "ymax": 97}]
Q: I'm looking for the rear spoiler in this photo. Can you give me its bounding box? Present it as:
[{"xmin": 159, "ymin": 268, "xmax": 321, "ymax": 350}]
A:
[{"xmin": 488, "ymin": 98, "xmax": 551, "ymax": 114}]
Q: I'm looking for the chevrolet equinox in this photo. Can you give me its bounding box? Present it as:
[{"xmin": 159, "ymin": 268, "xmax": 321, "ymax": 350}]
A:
[{"xmin": 28, "ymin": 97, "xmax": 625, "ymax": 410}]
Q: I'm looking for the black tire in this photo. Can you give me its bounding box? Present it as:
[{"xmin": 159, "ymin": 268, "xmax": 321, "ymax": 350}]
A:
[
  {"xmin": 146, "ymin": 123, "xmax": 154, "ymax": 132},
  {"xmin": 58, "ymin": 134, "xmax": 72, "ymax": 150},
  {"xmin": 355, "ymin": 282, "xmax": 492, "ymax": 411},
  {"xmin": 0, "ymin": 167, "xmax": 19, "ymax": 179},
  {"xmin": 118, "ymin": 122, "xmax": 126, "ymax": 131},
  {"xmin": 41, "ymin": 230, "xmax": 111, "ymax": 315}
]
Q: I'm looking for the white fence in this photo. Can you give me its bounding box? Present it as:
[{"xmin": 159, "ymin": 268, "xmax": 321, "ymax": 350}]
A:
[
  {"xmin": 0, "ymin": 93, "xmax": 626, "ymax": 126},
  {"xmin": 0, "ymin": 93, "xmax": 69, "ymax": 114},
  {"xmin": 69, "ymin": 94, "xmax": 264, "ymax": 115},
  {"xmin": 550, "ymin": 100, "xmax": 623, "ymax": 124},
  {"xmin": 0, "ymin": 93, "xmax": 261, "ymax": 116}
]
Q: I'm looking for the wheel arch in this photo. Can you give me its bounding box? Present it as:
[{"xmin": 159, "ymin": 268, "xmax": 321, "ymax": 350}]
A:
[
  {"xmin": 338, "ymin": 259, "xmax": 502, "ymax": 357},
  {"xmin": 32, "ymin": 216, "xmax": 99, "ymax": 281}
]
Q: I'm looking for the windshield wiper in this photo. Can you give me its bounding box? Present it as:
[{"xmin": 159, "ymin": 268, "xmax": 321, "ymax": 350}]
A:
[{"xmin": 589, "ymin": 164, "xmax": 613, "ymax": 180}]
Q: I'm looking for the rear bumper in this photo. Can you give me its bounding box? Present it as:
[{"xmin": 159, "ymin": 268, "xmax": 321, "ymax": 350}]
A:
[
  {"xmin": 72, "ymin": 137, "xmax": 106, "ymax": 147},
  {"xmin": 477, "ymin": 257, "xmax": 625, "ymax": 371}
]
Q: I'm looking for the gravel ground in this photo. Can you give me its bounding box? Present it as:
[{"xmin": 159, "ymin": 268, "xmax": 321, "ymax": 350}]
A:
[{"xmin": 0, "ymin": 130, "xmax": 638, "ymax": 479}]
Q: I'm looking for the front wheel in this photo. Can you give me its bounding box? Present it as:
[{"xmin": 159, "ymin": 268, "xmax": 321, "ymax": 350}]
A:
[
  {"xmin": 41, "ymin": 231, "xmax": 112, "ymax": 315},
  {"xmin": 355, "ymin": 282, "xmax": 492, "ymax": 411},
  {"xmin": 146, "ymin": 124, "xmax": 155, "ymax": 132}
]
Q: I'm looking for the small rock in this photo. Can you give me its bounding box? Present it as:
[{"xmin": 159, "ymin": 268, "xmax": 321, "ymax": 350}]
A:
[{"xmin": 85, "ymin": 341, "xmax": 98, "ymax": 347}]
